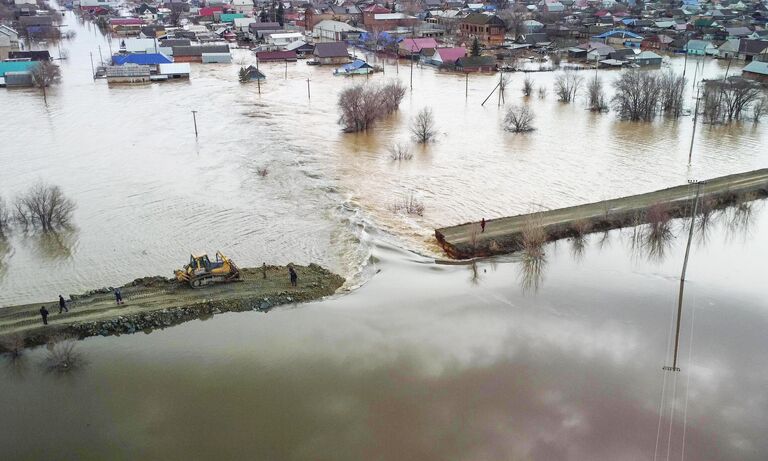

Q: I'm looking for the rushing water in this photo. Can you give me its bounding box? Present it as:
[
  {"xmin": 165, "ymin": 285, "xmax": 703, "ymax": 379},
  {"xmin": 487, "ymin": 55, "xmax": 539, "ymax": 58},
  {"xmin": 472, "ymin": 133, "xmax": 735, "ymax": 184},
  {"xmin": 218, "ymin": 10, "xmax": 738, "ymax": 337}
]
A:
[
  {"xmin": 1, "ymin": 12, "xmax": 767, "ymax": 304},
  {"xmin": 1, "ymin": 204, "xmax": 766, "ymax": 460}
]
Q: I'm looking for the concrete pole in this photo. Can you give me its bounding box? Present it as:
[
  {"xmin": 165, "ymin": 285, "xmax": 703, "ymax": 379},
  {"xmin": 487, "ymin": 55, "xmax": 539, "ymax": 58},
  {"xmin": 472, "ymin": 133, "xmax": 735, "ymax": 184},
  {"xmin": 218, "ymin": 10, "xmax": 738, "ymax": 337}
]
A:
[
  {"xmin": 465, "ymin": 72, "xmax": 468, "ymax": 99},
  {"xmin": 307, "ymin": 78, "xmax": 310, "ymax": 100},
  {"xmin": 191, "ymin": 110, "xmax": 198, "ymax": 138},
  {"xmin": 667, "ymin": 181, "xmax": 701, "ymax": 371},
  {"xmin": 90, "ymin": 52, "xmax": 95, "ymax": 81},
  {"xmin": 688, "ymin": 86, "xmax": 701, "ymax": 165}
]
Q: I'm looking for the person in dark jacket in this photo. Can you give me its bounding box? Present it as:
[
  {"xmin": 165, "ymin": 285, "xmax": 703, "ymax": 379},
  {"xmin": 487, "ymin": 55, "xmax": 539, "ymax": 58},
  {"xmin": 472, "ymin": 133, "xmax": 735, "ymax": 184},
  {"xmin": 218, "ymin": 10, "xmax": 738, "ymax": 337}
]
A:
[
  {"xmin": 481, "ymin": 218, "xmax": 486, "ymax": 233},
  {"xmin": 114, "ymin": 287, "xmax": 124, "ymax": 305},
  {"xmin": 40, "ymin": 306, "xmax": 49, "ymax": 325},
  {"xmin": 58, "ymin": 295, "xmax": 68, "ymax": 313},
  {"xmin": 289, "ymin": 266, "xmax": 298, "ymax": 287}
]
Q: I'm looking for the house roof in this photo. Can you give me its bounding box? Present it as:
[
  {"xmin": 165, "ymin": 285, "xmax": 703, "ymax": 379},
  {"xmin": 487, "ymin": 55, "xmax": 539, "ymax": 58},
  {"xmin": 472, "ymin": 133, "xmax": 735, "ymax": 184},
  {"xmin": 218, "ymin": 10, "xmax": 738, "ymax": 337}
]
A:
[
  {"xmin": 106, "ymin": 64, "xmax": 150, "ymax": 77},
  {"xmin": 158, "ymin": 63, "xmax": 191, "ymax": 74},
  {"xmin": 256, "ymin": 50, "xmax": 297, "ymax": 60},
  {"xmin": 220, "ymin": 13, "xmax": 245, "ymax": 22},
  {"xmin": 743, "ymin": 60, "xmax": 768, "ymax": 75},
  {"xmin": 109, "ymin": 18, "xmax": 144, "ymax": 26},
  {"xmin": 8, "ymin": 50, "xmax": 50, "ymax": 61},
  {"xmin": 686, "ymin": 39, "xmax": 714, "ymax": 50},
  {"xmin": 399, "ymin": 38, "xmax": 438, "ymax": 52},
  {"xmin": 457, "ymin": 55, "xmax": 495, "ymax": 67},
  {"xmin": 159, "ymin": 39, "xmax": 191, "ymax": 47},
  {"xmin": 363, "ymin": 5, "xmax": 390, "ymax": 13},
  {"xmin": 313, "ymin": 20, "xmax": 364, "ymax": 32},
  {"xmin": 460, "ymin": 13, "xmax": 504, "ymax": 26},
  {"xmin": 285, "ymin": 40, "xmax": 313, "ymax": 52},
  {"xmin": 112, "ymin": 53, "xmax": 173, "ymax": 65},
  {"xmin": 373, "ymin": 13, "xmax": 415, "ymax": 20},
  {"xmin": 592, "ymin": 29, "xmax": 643, "ymax": 39},
  {"xmin": 725, "ymin": 26, "xmax": 752, "ymax": 36},
  {"xmin": 244, "ymin": 65, "xmax": 265, "ymax": 79},
  {"xmin": 0, "ymin": 61, "xmax": 38, "ymax": 76},
  {"xmin": 172, "ymin": 45, "xmax": 230, "ymax": 56},
  {"xmin": 249, "ymin": 22, "xmax": 283, "ymax": 31},
  {"xmin": 436, "ymin": 47, "xmax": 466, "ymax": 62},
  {"xmin": 739, "ymin": 39, "xmax": 768, "ymax": 54},
  {"xmin": 313, "ymin": 41, "xmax": 348, "ymax": 58},
  {"xmin": 340, "ymin": 59, "xmax": 372, "ymax": 71},
  {"xmin": 634, "ymin": 51, "xmax": 662, "ymax": 60}
]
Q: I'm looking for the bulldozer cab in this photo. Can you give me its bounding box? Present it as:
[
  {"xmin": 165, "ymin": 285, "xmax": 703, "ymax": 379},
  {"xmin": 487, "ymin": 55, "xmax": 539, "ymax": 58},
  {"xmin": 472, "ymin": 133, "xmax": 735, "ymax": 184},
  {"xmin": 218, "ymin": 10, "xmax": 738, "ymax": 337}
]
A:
[{"xmin": 189, "ymin": 253, "xmax": 225, "ymax": 272}]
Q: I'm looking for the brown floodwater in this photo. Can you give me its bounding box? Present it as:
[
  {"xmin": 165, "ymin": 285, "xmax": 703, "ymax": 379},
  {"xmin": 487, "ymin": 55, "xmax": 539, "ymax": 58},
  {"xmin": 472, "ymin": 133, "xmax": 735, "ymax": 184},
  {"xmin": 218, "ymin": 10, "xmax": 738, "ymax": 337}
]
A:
[
  {"xmin": 1, "ymin": 204, "xmax": 766, "ymax": 460},
  {"xmin": 1, "ymin": 11, "xmax": 766, "ymax": 305},
  {"xmin": 1, "ymin": 11, "xmax": 767, "ymax": 460}
]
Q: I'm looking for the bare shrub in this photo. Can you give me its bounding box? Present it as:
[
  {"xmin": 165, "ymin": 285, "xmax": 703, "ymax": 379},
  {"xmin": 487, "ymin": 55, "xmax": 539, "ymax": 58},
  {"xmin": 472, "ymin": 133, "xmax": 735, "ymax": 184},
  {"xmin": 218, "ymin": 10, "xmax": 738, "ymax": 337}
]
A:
[
  {"xmin": 644, "ymin": 202, "xmax": 673, "ymax": 260},
  {"xmin": 659, "ymin": 71, "xmax": 686, "ymax": 117},
  {"xmin": 522, "ymin": 76, "xmax": 534, "ymax": 97},
  {"xmin": 14, "ymin": 183, "xmax": 76, "ymax": 232},
  {"xmin": 537, "ymin": 87, "xmax": 547, "ymax": 99},
  {"xmin": 504, "ymin": 105, "xmax": 535, "ymax": 132},
  {"xmin": 410, "ymin": 107, "xmax": 437, "ymax": 143},
  {"xmin": 43, "ymin": 335, "xmax": 84, "ymax": 374},
  {"xmin": 337, "ymin": 80, "xmax": 406, "ymax": 132},
  {"xmin": 519, "ymin": 212, "xmax": 547, "ymax": 291},
  {"xmin": 752, "ymin": 97, "xmax": 766, "ymax": 123},
  {"xmin": 554, "ymin": 70, "xmax": 584, "ymax": 103},
  {"xmin": 611, "ymin": 70, "xmax": 661, "ymax": 121},
  {"xmin": 1, "ymin": 334, "xmax": 25, "ymax": 359},
  {"xmin": 586, "ymin": 75, "xmax": 608, "ymax": 112},
  {"xmin": 388, "ymin": 143, "xmax": 413, "ymax": 161},
  {"xmin": 391, "ymin": 193, "xmax": 425, "ymax": 216},
  {"xmin": 256, "ymin": 166, "xmax": 269, "ymax": 177},
  {"xmin": 0, "ymin": 196, "xmax": 10, "ymax": 237},
  {"xmin": 571, "ymin": 219, "xmax": 592, "ymax": 236}
]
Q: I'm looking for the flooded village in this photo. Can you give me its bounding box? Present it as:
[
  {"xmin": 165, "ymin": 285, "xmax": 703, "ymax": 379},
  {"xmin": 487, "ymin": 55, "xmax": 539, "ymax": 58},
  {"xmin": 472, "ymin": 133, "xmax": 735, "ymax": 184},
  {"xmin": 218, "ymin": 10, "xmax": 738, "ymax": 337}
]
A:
[{"xmin": 1, "ymin": 0, "xmax": 768, "ymax": 459}]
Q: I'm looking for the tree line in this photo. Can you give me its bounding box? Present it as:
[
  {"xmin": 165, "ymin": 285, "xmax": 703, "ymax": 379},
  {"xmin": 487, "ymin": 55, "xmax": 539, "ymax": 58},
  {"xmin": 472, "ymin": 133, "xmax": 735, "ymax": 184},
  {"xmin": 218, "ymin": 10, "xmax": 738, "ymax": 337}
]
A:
[{"xmin": 0, "ymin": 183, "xmax": 75, "ymax": 238}]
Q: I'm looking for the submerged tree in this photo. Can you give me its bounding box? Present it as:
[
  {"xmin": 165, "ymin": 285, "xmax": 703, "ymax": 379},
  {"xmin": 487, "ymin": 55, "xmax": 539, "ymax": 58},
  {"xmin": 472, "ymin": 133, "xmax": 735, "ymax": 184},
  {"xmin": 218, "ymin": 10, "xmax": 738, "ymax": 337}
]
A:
[
  {"xmin": 611, "ymin": 70, "xmax": 661, "ymax": 121},
  {"xmin": 522, "ymin": 76, "xmax": 534, "ymax": 97},
  {"xmin": 586, "ymin": 75, "xmax": 608, "ymax": 112},
  {"xmin": 31, "ymin": 61, "xmax": 61, "ymax": 104},
  {"xmin": 701, "ymin": 77, "xmax": 763, "ymax": 124},
  {"xmin": 658, "ymin": 71, "xmax": 687, "ymax": 117},
  {"xmin": 554, "ymin": 70, "xmax": 583, "ymax": 103},
  {"xmin": 13, "ymin": 183, "xmax": 76, "ymax": 233},
  {"xmin": 410, "ymin": 107, "xmax": 437, "ymax": 143},
  {"xmin": 504, "ymin": 105, "xmax": 535, "ymax": 132},
  {"xmin": 337, "ymin": 81, "xmax": 407, "ymax": 132},
  {"xmin": 0, "ymin": 196, "xmax": 10, "ymax": 237}
]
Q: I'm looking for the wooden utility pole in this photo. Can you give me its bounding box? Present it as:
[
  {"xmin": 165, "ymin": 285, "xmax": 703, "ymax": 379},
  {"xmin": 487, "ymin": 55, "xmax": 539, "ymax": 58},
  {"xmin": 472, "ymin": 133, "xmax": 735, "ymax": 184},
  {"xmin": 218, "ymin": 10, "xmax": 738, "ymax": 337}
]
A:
[
  {"xmin": 191, "ymin": 110, "xmax": 198, "ymax": 138},
  {"xmin": 307, "ymin": 78, "xmax": 310, "ymax": 100},
  {"xmin": 465, "ymin": 72, "xmax": 468, "ymax": 98},
  {"xmin": 90, "ymin": 52, "xmax": 95, "ymax": 80}
]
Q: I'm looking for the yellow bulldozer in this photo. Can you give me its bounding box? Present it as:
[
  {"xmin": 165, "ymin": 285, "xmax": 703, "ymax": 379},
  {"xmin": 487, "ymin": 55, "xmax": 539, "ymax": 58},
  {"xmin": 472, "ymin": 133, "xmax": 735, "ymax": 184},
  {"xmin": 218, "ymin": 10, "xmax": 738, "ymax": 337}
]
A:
[{"xmin": 174, "ymin": 251, "xmax": 241, "ymax": 288}]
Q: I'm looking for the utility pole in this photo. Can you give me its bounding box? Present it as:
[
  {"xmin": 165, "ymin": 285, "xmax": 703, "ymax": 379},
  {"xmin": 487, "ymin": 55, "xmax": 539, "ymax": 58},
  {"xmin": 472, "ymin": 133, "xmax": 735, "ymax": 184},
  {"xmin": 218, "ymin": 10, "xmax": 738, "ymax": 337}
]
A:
[
  {"xmin": 410, "ymin": 51, "xmax": 413, "ymax": 89},
  {"xmin": 256, "ymin": 58, "xmax": 261, "ymax": 94},
  {"xmin": 90, "ymin": 52, "xmax": 95, "ymax": 80},
  {"xmin": 284, "ymin": 59, "xmax": 287, "ymax": 79},
  {"xmin": 98, "ymin": 44, "xmax": 103, "ymax": 65},
  {"xmin": 465, "ymin": 72, "xmax": 468, "ymax": 99},
  {"xmin": 191, "ymin": 110, "xmax": 198, "ymax": 138},
  {"xmin": 497, "ymin": 71, "xmax": 502, "ymax": 107},
  {"xmin": 307, "ymin": 78, "xmax": 310, "ymax": 100},
  {"xmin": 688, "ymin": 85, "xmax": 701, "ymax": 165},
  {"xmin": 664, "ymin": 180, "xmax": 702, "ymax": 372}
]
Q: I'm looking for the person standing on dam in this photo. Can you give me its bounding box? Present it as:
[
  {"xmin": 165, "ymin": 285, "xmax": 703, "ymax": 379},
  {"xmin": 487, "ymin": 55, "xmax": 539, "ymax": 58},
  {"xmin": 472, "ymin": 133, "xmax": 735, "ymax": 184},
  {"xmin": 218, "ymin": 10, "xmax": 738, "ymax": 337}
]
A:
[
  {"xmin": 289, "ymin": 266, "xmax": 298, "ymax": 287},
  {"xmin": 58, "ymin": 295, "xmax": 68, "ymax": 313},
  {"xmin": 40, "ymin": 306, "xmax": 49, "ymax": 325}
]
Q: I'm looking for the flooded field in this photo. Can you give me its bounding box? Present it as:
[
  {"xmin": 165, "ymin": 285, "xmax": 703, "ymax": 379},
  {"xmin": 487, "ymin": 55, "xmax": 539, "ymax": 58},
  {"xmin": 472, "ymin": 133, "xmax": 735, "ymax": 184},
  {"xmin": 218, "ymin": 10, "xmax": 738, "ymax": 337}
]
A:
[
  {"xmin": 1, "ymin": 203, "xmax": 766, "ymax": 460},
  {"xmin": 1, "ymin": 12, "xmax": 767, "ymax": 305}
]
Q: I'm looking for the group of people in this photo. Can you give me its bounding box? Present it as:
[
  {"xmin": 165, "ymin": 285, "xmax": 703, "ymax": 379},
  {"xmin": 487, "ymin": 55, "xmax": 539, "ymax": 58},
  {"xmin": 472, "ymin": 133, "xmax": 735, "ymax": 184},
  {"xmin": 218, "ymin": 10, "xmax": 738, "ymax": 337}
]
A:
[
  {"xmin": 37, "ymin": 266, "xmax": 300, "ymax": 326},
  {"xmin": 39, "ymin": 288, "xmax": 125, "ymax": 325}
]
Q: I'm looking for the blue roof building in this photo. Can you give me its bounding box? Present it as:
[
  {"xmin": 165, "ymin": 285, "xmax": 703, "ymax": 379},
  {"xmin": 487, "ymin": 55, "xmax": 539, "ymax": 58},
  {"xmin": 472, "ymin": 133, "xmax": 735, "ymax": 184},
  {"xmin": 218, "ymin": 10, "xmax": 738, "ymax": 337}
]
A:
[
  {"xmin": 0, "ymin": 60, "xmax": 38, "ymax": 77},
  {"xmin": 112, "ymin": 53, "xmax": 173, "ymax": 66}
]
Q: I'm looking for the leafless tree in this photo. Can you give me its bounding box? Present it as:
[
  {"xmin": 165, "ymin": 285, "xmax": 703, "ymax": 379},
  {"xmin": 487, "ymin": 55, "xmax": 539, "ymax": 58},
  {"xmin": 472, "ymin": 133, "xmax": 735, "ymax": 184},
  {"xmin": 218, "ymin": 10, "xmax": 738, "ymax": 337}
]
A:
[
  {"xmin": 337, "ymin": 80, "xmax": 406, "ymax": 132},
  {"xmin": 504, "ymin": 105, "xmax": 536, "ymax": 132},
  {"xmin": 31, "ymin": 61, "xmax": 61, "ymax": 104},
  {"xmin": 522, "ymin": 76, "xmax": 534, "ymax": 97},
  {"xmin": 611, "ymin": 70, "xmax": 661, "ymax": 121},
  {"xmin": 702, "ymin": 77, "xmax": 763, "ymax": 124},
  {"xmin": 753, "ymin": 97, "xmax": 766, "ymax": 123},
  {"xmin": 388, "ymin": 143, "xmax": 413, "ymax": 161},
  {"xmin": 586, "ymin": 75, "xmax": 608, "ymax": 112},
  {"xmin": 519, "ymin": 212, "xmax": 547, "ymax": 291},
  {"xmin": 554, "ymin": 70, "xmax": 583, "ymax": 103},
  {"xmin": 658, "ymin": 71, "xmax": 687, "ymax": 117},
  {"xmin": 410, "ymin": 107, "xmax": 437, "ymax": 143},
  {"xmin": 537, "ymin": 87, "xmax": 547, "ymax": 99},
  {"xmin": 13, "ymin": 183, "xmax": 76, "ymax": 232},
  {"xmin": 0, "ymin": 196, "xmax": 10, "ymax": 237},
  {"xmin": 0, "ymin": 333, "xmax": 25, "ymax": 358}
]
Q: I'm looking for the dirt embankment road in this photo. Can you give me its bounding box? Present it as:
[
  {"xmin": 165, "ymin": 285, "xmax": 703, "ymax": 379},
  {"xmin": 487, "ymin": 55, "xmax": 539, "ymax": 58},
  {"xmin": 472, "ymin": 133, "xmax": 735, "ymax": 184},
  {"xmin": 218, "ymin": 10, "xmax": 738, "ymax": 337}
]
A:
[
  {"xmin": 0, "ymin": 264, "xmax": 344, "ymax": 350},
  {"xmin": 436, "ymin": 168, "xmax": 768, "ymax": 259}
]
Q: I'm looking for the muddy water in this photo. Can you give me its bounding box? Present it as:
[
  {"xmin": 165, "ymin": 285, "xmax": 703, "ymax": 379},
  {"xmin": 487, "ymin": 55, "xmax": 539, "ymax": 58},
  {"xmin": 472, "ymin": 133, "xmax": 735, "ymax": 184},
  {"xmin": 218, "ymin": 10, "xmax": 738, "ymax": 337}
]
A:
[
  {"xmin": 1, "ymin": 204, "xmax": 766, "ymax": 460},
  {"xmin": 1, "ymin": 12, "xmax": 766, "ymax": 305}
]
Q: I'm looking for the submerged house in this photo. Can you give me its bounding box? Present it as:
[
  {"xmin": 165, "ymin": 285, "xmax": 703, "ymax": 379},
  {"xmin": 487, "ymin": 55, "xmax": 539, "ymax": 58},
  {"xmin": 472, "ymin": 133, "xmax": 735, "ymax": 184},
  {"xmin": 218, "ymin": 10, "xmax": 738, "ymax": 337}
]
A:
[
  {"xmin": 334, "ymin": 59, "xmax": 373, "ymax": 76},
  {"xmin": 428, "ymin": 47, "xmax": 466, "ymax": 66},
  {"xmin": 172, "ymin": 45, "xmax": 230, "ymax": 63},
  {"xmin": 630, "ymin": 50, "xmax": 663, "ymax": 66},
  {"xmin": 106, "ymin": 64, "xmax": 151, "ymax": 83},
  {"xmin": 455, "ymin": 55, "xmax": 496, "ymax": 72},
  {"xmin": 158, "ymin": 63, "xmax": 191, "ymax": 79},
  {"xmin": 243, "ymin": 65, "xmax": 266, "ymax": 81},
  {"xmin": 685, "ymin": 39, "xmax": 717, "ymax": 56},
  {"xmin": 312, "ymin": 42, "xmax": 349, "ymax": 65},
  {"xmin": 0, "ymin": 60, "xmax": 38, "ymax": 87}
]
